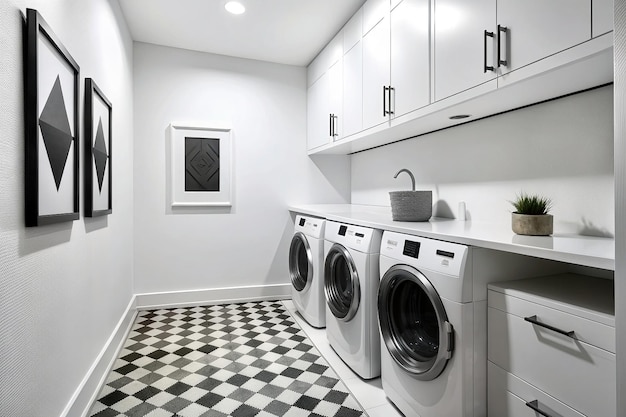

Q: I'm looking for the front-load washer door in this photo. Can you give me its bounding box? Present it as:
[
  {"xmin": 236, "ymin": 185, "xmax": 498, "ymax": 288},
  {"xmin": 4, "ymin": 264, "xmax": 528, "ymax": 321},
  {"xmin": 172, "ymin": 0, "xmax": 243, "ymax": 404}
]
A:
[
  {"xmin": 289, "ymin": 232, "xmax": 313, "ymax": 293},
  {"xmin": 324, "ymin": 243, "xmax": 360, "ymax": 322},
  {"xmin": 378, "ymin": 264, "xmax": 454, "ymax": 381}
]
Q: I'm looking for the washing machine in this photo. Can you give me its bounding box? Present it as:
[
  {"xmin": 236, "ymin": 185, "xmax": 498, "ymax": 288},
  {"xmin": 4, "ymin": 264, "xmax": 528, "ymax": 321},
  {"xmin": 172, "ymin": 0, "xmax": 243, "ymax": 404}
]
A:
[
  {"xmin": 324, "ymin": 221, "xmax": 382, "ymax": 379},
  {"xmin": 378, "ymin": 230, "xmax": 478, "ymax": 417},
  {"xmin": 289, "ymin": 214, "xmax": 326, "ymax": 328}
]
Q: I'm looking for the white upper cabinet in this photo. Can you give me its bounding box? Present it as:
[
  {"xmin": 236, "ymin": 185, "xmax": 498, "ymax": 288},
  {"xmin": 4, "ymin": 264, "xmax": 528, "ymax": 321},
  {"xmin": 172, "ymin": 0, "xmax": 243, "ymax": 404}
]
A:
[
  {"xmin": 328, "ymin": 59, "xmax": 343, "ymax": 140},
  {"xmin": 307, "ymin": 73, "xmax": 330, "ymax": 151},
  {"xmin": 307, "ymin": 0, "xmax": 613, "ymax": 154},
  {"xmin": 363, "ymin": 0, "xmax": 389, "ymax": 35},
  {"xmin": 306, "ymin": 32, "xmax": 344, "ymax": 150},
  {"xmin": 496, "ymin": 0, "xmax": 590, "ymax": 76},
  {"xmin": 343, "ymin": 10, "xmax": 364, "ymax": 138},
  {"xmin": 390, "ymin": 0, "xmax": 431, "ymax": 117},
  {"xmin": 343, "ymin": 40, "xmax": 363, "ymax": 138},
  {"xmin": 433, "ymin": 0, "xmax": 496, "ymax": 102},
  {"xmin": 593, "ymin": 0, "xmax": 614, "ymax": 37},
  {"xmin": 362, "ymin": 9, "xmax": 391, "ymax": 130}
]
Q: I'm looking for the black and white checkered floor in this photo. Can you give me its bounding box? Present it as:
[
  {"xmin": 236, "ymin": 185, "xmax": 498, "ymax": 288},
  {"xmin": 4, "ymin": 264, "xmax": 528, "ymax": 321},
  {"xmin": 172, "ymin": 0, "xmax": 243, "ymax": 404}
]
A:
[{"xmin": 88, "ymin": 301, "xmax": 368, "ymax": 417}]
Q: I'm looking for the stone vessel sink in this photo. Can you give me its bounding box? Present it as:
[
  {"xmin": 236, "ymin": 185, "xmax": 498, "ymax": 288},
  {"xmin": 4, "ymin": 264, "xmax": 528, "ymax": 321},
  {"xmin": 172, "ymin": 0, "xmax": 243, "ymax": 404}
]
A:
[{"xmin": 389, "ymin": 190, "xmax": 432, "ymax": 222}]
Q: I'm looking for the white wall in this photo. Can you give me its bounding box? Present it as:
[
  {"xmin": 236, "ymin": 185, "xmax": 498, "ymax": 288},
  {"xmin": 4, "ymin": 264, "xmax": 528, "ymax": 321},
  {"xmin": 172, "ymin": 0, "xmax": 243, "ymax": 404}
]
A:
[
  {"xmin": 0, "ymin": 1, "xmax": 134, "ymax": 417},
  {"xmin": 133, "ymin": 43, "xmax": 350, "ymax": 295},
  {"xmin": 352, "ymin": 85, "xmax": 614, "ymax": 236},
  {"xmin": 614, "ymin": 0, "xmax": 625, "ymax": 414}
]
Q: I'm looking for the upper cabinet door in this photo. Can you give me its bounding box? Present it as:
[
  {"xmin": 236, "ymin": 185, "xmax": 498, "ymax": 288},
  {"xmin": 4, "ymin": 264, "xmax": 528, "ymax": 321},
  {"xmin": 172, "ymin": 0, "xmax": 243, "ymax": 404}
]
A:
[
  {"xmin": 497, "ymin": 0, "xmax": 590, "ymax": 75},
  {"xmin": 363, "ymin": 15, "xmax": 391, "ymax": 130},
  {"xmin": 343, "ymin": 41, "xmax": 363, "ymax": 138},
  {"xmin": 433, "ymin": 0, "xmax": 496, "ymax": 101},
  {"xmin": 306, "ymin": 73, "xmax": 331, "ymax": 151},
  {"xmin": 390, "ymin": 0, "xmax": 431, "ymax": 117},
  {"xmin": 327, "ymin": 59, "xmax": 343, "ymax": 140},
  {"xmin": 363, "ymin": 0, "xmax": 390, "ymax": 35},
  {"xmin": 593, "ymin": 0, "xmax": 613, "ymax": 37}
]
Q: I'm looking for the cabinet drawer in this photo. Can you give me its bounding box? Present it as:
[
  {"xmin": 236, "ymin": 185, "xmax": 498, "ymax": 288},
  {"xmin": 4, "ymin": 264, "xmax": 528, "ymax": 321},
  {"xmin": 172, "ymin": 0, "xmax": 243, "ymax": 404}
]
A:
[
  {"xmin": 488, "ymin": 306, "xmax": 615, "ymax": 417},
  {"xmin": 488, "ymin": 362, "xmax": 585, "ymax": 417},
  {"xmin": 488, "ymin": 289, "xmax": 615, "ymax": 353}
]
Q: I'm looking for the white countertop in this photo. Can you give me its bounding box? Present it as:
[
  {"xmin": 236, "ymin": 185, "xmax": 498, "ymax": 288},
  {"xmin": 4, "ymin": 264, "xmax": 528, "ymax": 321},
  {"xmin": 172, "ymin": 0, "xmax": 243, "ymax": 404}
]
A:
[{"xmin": 288, "ymin": 204, "xmax": 615, "ymax": 271}]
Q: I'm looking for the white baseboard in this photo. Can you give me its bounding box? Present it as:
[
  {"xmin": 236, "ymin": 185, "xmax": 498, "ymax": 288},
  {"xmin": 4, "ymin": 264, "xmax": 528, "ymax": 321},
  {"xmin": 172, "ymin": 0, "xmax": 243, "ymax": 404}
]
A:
[
  {"xmin": 135, "ymin": 283, "xmax": 292, "ymax": 310},
  {"xmin": 61, "ymin": 296, "xmax": 138, "ymax": 417}
]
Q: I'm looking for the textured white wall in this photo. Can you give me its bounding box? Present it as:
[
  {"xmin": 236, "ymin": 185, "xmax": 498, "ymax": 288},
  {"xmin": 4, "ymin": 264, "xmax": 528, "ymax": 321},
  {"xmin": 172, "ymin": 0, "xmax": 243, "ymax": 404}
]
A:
[
  {"xmin": 352, "ymin": 85, "xmax": 614, "ymax": 236},
  {"xmin": 132, "ymin": 43, "xmax": 350, "ymax": 294},
  {"xmin": 0, "ymin": 1, "xmax": 134, "ymax": 416},
  {"xmin": 614, "ymin": 0, "xmax": 625, "ymax": 414}
]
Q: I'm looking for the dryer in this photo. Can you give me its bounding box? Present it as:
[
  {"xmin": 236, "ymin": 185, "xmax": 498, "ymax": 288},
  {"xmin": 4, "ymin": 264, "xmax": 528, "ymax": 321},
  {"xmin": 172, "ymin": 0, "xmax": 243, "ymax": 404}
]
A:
[
  {"xmin": 324, "ymin": 221, "xmax": 382, "ymax": 379},
  {"xmin": 378, "ymin": 230, "xmax": 477, "ymax": 417},
  {"xmin": 289, "ymin": 214, "xmax": 326, "ymax": 328}
]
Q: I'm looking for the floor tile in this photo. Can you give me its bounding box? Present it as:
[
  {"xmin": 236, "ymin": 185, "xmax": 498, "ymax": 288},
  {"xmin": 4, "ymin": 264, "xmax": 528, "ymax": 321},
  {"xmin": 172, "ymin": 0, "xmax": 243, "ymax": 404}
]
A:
[
  {"xmin": 365, "ymin": 401, "xmax": 404, "ymax": 417},
  {"xmin": 88, "ymin": 301, "xmax": 367, "ymax": 417}
]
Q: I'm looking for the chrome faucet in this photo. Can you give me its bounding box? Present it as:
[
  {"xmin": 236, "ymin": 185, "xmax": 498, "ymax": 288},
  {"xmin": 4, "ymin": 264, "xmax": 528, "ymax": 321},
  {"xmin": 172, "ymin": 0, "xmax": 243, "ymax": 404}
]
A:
[{"xmin": 393, "ymin": 169, "xmax": 416, "ymax": 191}]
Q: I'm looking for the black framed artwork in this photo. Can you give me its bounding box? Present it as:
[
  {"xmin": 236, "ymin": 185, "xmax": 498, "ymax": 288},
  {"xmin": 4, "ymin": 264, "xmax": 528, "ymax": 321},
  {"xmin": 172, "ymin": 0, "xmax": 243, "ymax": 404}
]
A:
[
  {"xmin": 84, "ymin": 78, "xmax": 112, "ymax": 217},
  {"xmin": 24, "ymin": 8, "xmax": 80, "ymax": 227}
]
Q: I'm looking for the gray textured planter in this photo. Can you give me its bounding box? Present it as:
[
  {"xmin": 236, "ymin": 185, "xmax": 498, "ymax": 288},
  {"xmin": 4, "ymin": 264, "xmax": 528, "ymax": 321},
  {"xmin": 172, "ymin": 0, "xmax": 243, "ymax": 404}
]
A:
[
  {"xmin": 512, "ymin": 213, "xmax": 553, "ymax": 236},
  {"xmin": 390, "ymin": 190, "xmax": 432, "ymax": 222}
]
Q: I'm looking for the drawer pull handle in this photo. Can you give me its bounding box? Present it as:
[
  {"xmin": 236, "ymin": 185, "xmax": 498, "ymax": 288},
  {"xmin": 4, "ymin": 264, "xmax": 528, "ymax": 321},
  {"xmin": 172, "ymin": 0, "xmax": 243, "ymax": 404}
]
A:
[
  {"xmin": 525, "ymin": 400, "xmax": 563, "ymax": 417},
  {"xmin": 524, "ymin": 315, "xmax": 575, "ymax": 339}
]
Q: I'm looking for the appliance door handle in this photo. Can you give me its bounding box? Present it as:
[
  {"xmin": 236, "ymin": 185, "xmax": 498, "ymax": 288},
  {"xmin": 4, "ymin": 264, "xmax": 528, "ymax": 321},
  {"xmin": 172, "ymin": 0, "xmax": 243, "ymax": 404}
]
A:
[
  {"xmin": 525, "ymin": 400, "xmax": 563, "ymax": 417},
  {"xmin": 484, "ymin": 30, "xmax": 495, "ymax": 73},
  {"xmin": 498, "ymin": 24, "xmax": 508, "ymax": 67},
  {"xmin": 524, "ymin": 315, "xmax": 575, "ymax": 339}
]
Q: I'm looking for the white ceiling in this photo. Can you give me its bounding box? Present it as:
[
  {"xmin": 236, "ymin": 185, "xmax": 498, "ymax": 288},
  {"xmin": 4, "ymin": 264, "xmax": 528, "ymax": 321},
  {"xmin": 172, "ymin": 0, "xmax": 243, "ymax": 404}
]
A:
[{"xmin": 118, "ymin": 0, "xmax": 366, "ymax": 67}]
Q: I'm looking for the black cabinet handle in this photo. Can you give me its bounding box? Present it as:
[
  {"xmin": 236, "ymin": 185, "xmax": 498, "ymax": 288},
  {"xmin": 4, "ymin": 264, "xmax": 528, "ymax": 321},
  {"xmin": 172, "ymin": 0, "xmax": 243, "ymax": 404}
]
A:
[
  {"xmin": 332, "ymin": 114, "xmax": 338, "ymax": 137},
  {"xmin": 388, "ymin": 86, "xmax": 394, "ymax": 115},
  {"xmin": 484, "ymin": 30, "xmax": 495, "ymax": 73},
  {"xmin": 498, "ymin": 24, "xmax": 508, "ymax": 67},
  {"xmin": 524, "ymin": 315, "xmax": 575, "ymax": 339},
  {"xmin": 329, "ymin": 113, "xmax": 333, "ymax": 137},
  {"xmin": 382, "ymin": 86, "xmax": 386, "ymax": 116},
  {"xmin": 525, "ymin": 400, "xmax": 563, "ymax": 417}
]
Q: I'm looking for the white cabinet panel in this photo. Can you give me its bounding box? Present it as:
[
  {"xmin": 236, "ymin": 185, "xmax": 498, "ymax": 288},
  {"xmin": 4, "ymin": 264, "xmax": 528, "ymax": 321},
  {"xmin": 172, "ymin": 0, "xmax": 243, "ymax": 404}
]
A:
[
  {"xmin": 593, "ymin": 0, "xmax": 614, "ymax": 37},
  {"xmin": 497, "ymin": 0, "xmax": 590, "ymax": 75},
  {"xmin": 306, "ymin": 74, "xmax": 331, "ymax": 151},
  {"xmin": 390, "ymin": 0, "xmax": 430, "ymax": 117},
  {"xmin": 343, "ymin": 42, "xmax": 363, "ymax": 137},
  {"xmin": 362, "ymin": 16, "xmax": 391, "ymax": 130},
  {"xmin": 488, "ymin": 362, "xmax": 586, "ymax": 417},
  {"xmin": 363, "ymin": 0, "xmax": 389, "ymax": 35},
  {"xmin": 344, "ymin": 9, "xmax": 363, "ymax": 53},
  {"xmin": 328, "ymin": 60, "xmax": 343, "ymax": 140},
  {"xmin": 433, "ymin": 0, "xmax": 496, "ymax": 101}
]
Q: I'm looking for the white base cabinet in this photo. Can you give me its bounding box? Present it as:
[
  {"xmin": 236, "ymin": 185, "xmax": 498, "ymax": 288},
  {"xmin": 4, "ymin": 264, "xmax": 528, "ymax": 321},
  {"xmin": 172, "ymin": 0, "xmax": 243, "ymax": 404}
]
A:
[{"xmin": 487, "ymin": 274, "xmax": 615, "ymax": 417}]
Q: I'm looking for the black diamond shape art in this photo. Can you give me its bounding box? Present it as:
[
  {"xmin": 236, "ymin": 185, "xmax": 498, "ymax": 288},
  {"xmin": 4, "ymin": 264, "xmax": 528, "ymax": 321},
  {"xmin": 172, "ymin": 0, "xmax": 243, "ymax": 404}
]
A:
[
  {"xmin": 39, "ymin": 75, "xmax": 73, "ymax": 190},
  {"xmin": 93, "ymin": 117, "xmax": 108, "ymax": 192}
]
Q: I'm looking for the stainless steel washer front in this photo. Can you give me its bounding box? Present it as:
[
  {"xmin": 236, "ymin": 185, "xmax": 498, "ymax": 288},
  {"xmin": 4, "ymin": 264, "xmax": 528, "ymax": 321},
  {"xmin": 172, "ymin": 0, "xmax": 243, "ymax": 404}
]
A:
[
  {"xmin": 289, "ymin": 232, "xmax": 313, "ymax": 293},
  {"xmin": 324, "ymin": 243, "xmax": 360, "ymax": 322},
  {"xmin": 378, "ymin": 264, "xmax": 454, "ymax": 381}
]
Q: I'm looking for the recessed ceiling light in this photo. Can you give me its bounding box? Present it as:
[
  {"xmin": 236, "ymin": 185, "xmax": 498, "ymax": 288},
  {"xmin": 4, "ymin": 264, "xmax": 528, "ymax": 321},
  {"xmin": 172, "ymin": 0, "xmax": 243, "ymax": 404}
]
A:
[
  {"xmin": 225, "ymin": 1, "xmax": 245, "ymax": 15},
  {"xmin": 449, "ymin": 114, "xmax": 471, "ymax": 120}
]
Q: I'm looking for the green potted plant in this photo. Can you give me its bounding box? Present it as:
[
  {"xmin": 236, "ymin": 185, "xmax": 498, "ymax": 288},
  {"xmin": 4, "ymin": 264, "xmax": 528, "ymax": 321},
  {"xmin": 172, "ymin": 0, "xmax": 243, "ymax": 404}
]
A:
[{"xmin": 510, "ymin": 192, "xmax": 553, "ymax": 236}]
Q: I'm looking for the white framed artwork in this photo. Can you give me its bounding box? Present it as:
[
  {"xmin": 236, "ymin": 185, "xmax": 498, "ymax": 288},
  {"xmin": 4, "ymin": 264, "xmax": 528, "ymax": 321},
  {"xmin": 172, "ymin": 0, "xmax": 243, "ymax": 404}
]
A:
[{"xmin": 168, "ymin": 122, "xmax": 233, "ymax": 207}]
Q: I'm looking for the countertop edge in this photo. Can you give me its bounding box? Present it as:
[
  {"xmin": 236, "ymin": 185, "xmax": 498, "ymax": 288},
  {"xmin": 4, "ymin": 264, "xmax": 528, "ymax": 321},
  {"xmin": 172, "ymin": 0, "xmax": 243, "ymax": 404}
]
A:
[{"xmin": 288, "ymin": 204, "xmax": 615, "ymax": 271}]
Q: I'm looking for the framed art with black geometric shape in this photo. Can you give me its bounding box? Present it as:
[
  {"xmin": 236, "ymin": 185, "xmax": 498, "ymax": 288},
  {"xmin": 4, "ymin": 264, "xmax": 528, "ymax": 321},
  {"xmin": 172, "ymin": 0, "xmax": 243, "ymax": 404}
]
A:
[
  {"xmin": 168, "ymin": 122, "xmax": 233, "ymax": 207},
  {"xmin": 84, "ymin": 78, "xmax": 112, "ymax": 217},
  {"xmin": 24, "ymin": 9, "xmax": 80, "ymax": 227}
]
